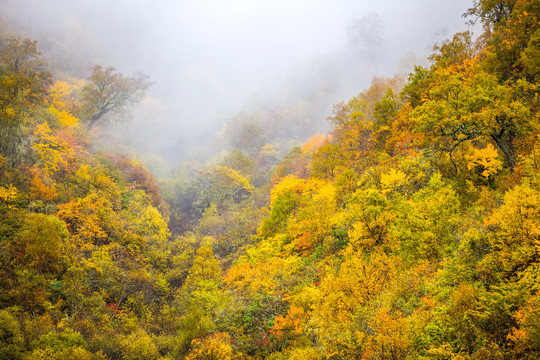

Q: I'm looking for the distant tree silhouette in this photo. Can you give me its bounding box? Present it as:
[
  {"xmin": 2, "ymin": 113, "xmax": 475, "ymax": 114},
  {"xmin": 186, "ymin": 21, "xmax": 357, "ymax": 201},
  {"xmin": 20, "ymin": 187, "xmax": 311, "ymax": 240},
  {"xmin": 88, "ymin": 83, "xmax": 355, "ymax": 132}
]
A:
[{"xmin": 347, "ymin": 12, "xmax": 387, "ymax": 73}]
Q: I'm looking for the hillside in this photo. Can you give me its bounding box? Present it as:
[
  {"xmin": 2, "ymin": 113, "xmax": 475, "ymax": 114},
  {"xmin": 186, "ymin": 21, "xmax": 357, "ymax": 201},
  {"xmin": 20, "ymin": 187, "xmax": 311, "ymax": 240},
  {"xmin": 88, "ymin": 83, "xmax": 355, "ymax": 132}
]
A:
[{"xmin": 1, "ymin": 1, "xmax": 539, "ymax": 359}]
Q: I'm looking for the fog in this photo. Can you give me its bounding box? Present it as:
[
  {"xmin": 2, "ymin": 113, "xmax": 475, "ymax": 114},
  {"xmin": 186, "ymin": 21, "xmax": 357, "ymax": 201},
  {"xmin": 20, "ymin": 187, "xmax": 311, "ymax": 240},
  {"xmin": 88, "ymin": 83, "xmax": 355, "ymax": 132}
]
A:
[{"xmin": 1, "ymin": 0, "xmax": 475, "ymax": 171}]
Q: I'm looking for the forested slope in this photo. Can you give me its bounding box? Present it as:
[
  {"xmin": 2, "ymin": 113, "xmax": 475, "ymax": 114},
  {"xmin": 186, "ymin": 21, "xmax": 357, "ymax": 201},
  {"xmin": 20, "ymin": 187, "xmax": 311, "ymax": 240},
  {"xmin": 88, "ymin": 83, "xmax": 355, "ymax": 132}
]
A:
[{"xmin": 1, "ymin": 0, "xmax": 539, "ymax": 359}]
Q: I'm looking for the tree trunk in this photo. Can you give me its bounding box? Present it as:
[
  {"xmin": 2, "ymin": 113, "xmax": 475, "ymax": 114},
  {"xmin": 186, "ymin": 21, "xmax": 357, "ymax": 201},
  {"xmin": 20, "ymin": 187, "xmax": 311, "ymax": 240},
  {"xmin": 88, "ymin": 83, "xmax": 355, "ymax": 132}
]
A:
[
  {"xmin": 491, "ymin": 130, "xmax": 516, "ymax": 172},
  {"xmin": 86, "ymin": 108, "xmax": 110, "ymax": 131}
]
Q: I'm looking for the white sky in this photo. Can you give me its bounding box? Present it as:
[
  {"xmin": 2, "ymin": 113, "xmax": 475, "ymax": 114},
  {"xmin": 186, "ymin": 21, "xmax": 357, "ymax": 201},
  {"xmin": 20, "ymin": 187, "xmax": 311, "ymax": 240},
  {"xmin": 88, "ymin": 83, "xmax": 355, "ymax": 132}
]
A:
[{"xmin": 2, "ymin": 0, "xmax": 475, "ymax": 161}]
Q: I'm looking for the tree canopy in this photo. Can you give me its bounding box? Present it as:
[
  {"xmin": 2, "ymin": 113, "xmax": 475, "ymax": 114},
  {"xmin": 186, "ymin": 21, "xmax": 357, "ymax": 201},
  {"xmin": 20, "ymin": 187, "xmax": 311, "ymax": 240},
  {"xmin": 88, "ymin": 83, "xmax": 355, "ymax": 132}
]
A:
[{"xmin": 81, "ymin": 65, "xmax": 151, "ymax": 130}]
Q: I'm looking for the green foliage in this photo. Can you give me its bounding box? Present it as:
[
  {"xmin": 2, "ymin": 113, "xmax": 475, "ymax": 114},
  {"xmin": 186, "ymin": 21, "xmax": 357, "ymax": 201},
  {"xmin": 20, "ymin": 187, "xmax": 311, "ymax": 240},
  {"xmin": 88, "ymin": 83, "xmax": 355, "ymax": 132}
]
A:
[
  {"xmin": 465, "ymin": 0, "xmax": 517, "ymax": 26},
  {"xmin": 120, "ymin": 330, "xmax": 159, "ymax": 360},
  {"xmin": 81, "ymin": 66, "xmax": 151, "ymax": 130},
  {"xmin": 0, "ymin": 38, "xmax": 52, "ymax": 165},
  {"xmin": 310, "ymin": 143, "xmax": 344, "ymax": 179},
  {"xmin": 32, "ymin": 329, "xmax": 87, "ymax": 352},
  {"xmin": 194, "ymin": 165, "xmax": 253, "ymax": 212},
  {"xmin": 395, "ymin": 173, "xmax": 461, "ymax": 262},
  {"xmin": 0, "ymin": 309, "xmax": 24, "ymax": 360}
]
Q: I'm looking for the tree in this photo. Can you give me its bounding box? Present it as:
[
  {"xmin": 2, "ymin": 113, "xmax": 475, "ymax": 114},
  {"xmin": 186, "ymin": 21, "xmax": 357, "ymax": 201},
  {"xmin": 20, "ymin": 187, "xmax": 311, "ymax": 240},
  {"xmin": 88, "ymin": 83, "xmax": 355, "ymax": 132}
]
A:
[
  {"xmin": 480, "ymin": 0, "xmax": 540, "ymax": 81},
  {"xmin": 0, "ymin": 310, "xmax": 24, "ymax": 360},
  {"xmin": 347, "ymin": 13, "xmax": 386, "ymax": 72},
  {"xmin": 119, "ymin": 330, "xmax": 159, "ymax": 360},
  {"xmin": 0, "ymin": 38, "xmax": 51, "ymax": 108},
  {"xmin": 464, "ymin": 0, "xmax": 518, "ymax": 26},
  {"xmin": 185, "ymin": 332, "xmax": 237, "ymax": 360},
  {"xmin": 176, "ymin": 245, "xmax": 225, "ymax": 355},
  {"xmin": 328, "ymin": 77, "xmax": 404, "ymax": 166},
  {"xmin": 310, "ymin": 143, "xmax": 344, "ymax": 179},
  {"xmin": 80, "ymin": 66, "xmax": 151, "ymax": 130},
  {"xmin": 0, "ymin": 38, "xmax": 52, "ymax": 164},
  {"xmin": 193, "ymin": 165, "xmax": 253, "ymax": 212},
  {"xmin": 411, "ymin": 57, "xmax": 530, "ymax": 172}
]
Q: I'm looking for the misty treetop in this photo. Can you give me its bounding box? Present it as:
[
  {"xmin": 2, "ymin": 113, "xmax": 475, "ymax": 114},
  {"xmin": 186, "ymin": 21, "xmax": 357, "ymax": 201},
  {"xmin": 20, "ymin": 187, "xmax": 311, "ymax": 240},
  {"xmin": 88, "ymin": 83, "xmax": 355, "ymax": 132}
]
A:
[
  {"xmin": 81, "ymin": 65, "xmax": 152, "ymax": 130},
  {"xmin": 0, "ymin": 0, "xmax": 539, "ymax": 359}
]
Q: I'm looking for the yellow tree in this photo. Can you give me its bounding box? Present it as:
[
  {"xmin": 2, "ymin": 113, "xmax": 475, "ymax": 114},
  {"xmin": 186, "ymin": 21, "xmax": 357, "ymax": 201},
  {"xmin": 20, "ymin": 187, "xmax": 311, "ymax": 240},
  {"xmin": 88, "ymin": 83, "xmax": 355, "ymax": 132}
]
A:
[
  {"xmin": 393, "ymin": 173, "xmax": 460, "ymax": 263},
  {"xmin": 32, "ymin": 122, "xmax": 72, "ymax": 175},
  {"xmin": 311, "ymin": 248, "xmax": 400, "ymax": 358},
  {"xmin": 410, "ymin": 23, "xmax": 538, "ymax": 173},
  {"xmin": 481, "ymin": 182, "xmax": 540, "ymax": 281}
]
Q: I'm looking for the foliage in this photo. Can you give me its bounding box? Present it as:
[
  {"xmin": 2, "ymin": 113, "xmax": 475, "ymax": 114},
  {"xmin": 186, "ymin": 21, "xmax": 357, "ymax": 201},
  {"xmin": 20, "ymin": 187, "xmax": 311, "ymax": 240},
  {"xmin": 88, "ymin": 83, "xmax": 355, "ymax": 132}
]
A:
[
  {"xmin": 80, "ymin": 66, "xmax": 151, "ymax": 130},
  {"xmin": 0, "ymin": 2, "xmax": 539, "ymax": 358}
]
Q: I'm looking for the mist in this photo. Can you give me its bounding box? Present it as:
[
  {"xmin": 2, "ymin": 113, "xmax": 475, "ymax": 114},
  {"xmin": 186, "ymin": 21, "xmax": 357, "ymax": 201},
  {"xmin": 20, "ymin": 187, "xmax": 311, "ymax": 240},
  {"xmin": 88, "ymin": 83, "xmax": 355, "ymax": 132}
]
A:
[{"xmin": 0, "ymin": 0, "xmax": 475, "ymax": 171}]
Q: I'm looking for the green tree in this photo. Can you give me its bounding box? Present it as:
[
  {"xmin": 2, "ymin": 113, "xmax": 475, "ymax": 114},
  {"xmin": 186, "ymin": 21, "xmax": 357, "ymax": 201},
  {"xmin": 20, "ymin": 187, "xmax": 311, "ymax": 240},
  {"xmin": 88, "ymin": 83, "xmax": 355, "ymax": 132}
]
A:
[
  {"xmin": 0, "ymin": 38, "xmax": 52, "ymax": 164},
  {"xmin": 120, "ymin": 329, "xmax": 159, "ymax": 360},
  {"xmin": 194, "ymin": 165, "xmax": 253, "ymax": 212},
  {"xmin": 464, "ymin": 0, "xmax": 518, "ymax": 26},
  {"xmin": 175, "ymin": 245, "xmax": 225, "ymax": 355},
  {"xmin": 310, "ymin": 143, "xmax": 344, "ymax": 179},
  {"xmin": 411, "ymin": 58, "xmax": 530, "ymax": 171},
  {"xmin": 81, "ymin": 66, "xmax": 151, "ymax": 130},
  {"xmin": 0, "ymin": 309, "xmax": 24, "ymax": 360}
]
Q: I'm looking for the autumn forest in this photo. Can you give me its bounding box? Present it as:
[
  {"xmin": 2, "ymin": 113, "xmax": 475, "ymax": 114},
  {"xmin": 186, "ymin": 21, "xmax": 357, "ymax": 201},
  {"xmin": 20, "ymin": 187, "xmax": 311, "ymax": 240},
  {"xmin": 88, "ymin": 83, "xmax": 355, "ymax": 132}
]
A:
[{"xmin": 1, "ymin": 0, "xmax": 540, "ymax": 359}]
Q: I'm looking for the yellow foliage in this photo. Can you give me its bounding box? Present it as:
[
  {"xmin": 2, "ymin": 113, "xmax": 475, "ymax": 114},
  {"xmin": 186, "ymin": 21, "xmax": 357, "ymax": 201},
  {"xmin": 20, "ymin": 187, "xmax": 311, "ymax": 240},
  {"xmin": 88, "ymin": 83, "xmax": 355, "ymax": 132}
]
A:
[
  {"xmin": 466, "ymin": 143, "xmax": 503, "ymax": 178},
  {"xmin": 0, "ymin": 184, "xmax": 18, "ymax": 202},
  {"xmin": 225, "ymin": 254, "xmax": 300, "ymax": 295},
  {"xmin": 269, "ymin": 176, "xmax": 331, "ymax": 210},
  {"xmin": 32, "ymin": 122, "xmax": 72, "ymax": 175},
  {"xmin": 289, "ymin": 285, "xmax": 322, "ymax": 313},
  {"xmin": 76, "ymin": 164, "xmax": 92, "ymax": 182},
  {"xmin": 483, "ymin": 183, "xmax": 540, "ymax": 277},
  {"xmin": 120, "ymin": 329, "xmax": 159, "ymax": 360},
  {"xmin": 186, "ymin": 332, "xmax": 237, "ymax": 360},
  {"xmin": 73, "ymin": 164, "xmax": 121, "ymax": 200},
  {"xmin": 380, "ymin": 168, "xmax": 407, "ymax": 194},
  {"xmin": 135, "ymin": 205, "xmax": 170, "ymax": 247},
  {"xmin": 488, "ymin": 182, "xmax": 540, "ymax": 243},
  {"xmin": 361, "ymin": 307, "xmax": 410, "ymax": 360},
  {"xmin": 270, "ymin": 176, "xmax": 305, "ymax": 206},
  {"xmin": 276, "ymin": 347, "xmax": 324, "ymax": 360},
  {"xmin": 284, "ymin": 181, "xmax": 339, "ymax": 254},
  {"xmin": 49, "ymin": 79, "xmax": 84, "ymax": 112},
  {"xmin": 57, "ymin": 193, "xmax": 113, "ymax": 249},
  {"xmin": 48, "ymin": 105, "xmax": 79, "ymax": 127},
  {"xmin": 424, "ymin": 343, "xmax": 467, "ymax": 360},
  {"xmin": 3, "ymin": 106, "xmax": 16, "ymax": 119},
  {"xmin": 508, "ymin": 291, "xmax": 540, "ymax": 358},
  {"xmin": 312, "ymin": 248, "xmax": 399, "ymax": 355},
  {"xmin": 347, "ymin": 189, "xmax": 396, "ymax": 251},
  {"xmin": 0, "ymin": 184, "xmax": 18, "ymax": 210},
  {"xmin": 209, "ymin": 165, "xmax": 253, "ymax": 192},
  {"xmin": 301, "ymin": 133, "xmax": 329, "ymax": 154}
]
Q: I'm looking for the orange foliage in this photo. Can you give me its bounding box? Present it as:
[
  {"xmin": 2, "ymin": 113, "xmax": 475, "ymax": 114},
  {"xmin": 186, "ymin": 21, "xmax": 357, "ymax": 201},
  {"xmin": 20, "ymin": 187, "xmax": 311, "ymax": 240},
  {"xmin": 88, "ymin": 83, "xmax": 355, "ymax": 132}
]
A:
[
  {"xmin": 301, "ymin": 133, "xmax": 330, "ymax": 155},
  {"xmin": 292, "ymin": 231, "xmax": 315, "ymax": 255},
  {"xmin": 271, "ymin": 306, "xmax": 305, "ymax": 341},
  {"xmin": 29, "ymin": 169, "xmax": 57, "ymax": 201}
]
